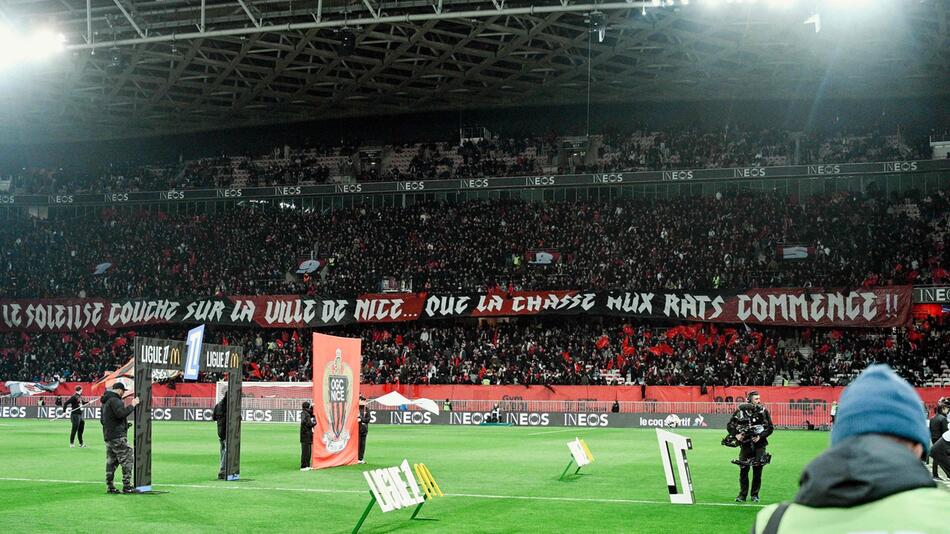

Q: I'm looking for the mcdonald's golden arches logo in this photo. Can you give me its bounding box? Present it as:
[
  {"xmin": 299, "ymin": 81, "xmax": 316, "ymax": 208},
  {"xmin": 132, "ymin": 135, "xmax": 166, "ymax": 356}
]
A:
[
  {"xmin": 413, "ymin": 464, "xmax": 443, "ymax": 499},
  {"xmin": 170, "ymin": 347, "xmax": 182, "ymax": 366}
]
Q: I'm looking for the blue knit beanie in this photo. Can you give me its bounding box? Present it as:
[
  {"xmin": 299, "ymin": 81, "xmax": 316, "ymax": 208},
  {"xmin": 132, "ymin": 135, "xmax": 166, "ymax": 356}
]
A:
[{"xmin": 831, "ymin": 364, "xmax": 930, "ymax": 455}]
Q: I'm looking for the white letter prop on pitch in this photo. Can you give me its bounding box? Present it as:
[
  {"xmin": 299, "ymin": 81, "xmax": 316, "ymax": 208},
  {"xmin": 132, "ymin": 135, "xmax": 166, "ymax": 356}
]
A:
[
  {"xmin": 560, "ymin": 438, "xmax": 595, "ymax": 480},
  {"xmin": 363, "ymin": 459, "xmax": 425, "ymax": 513},
  {"xmin": 567, "ymin": 438, "xmax": 593, "ymax": 467},
  {"xmin": 655, "ymin": 428, "xmax": 694, "ymax": 505},
  {"xmin": 372, "ymin": 391, "xmax": 440, "ymax": 415}
]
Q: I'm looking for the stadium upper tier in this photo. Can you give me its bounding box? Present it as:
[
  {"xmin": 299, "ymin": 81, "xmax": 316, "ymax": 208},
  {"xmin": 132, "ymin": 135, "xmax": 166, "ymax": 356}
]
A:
[
  {"xmin": 1, "ymin": 190, "xmax": 947, "ymax": 299},
  {"xmin": 1, "ymin": 126, "xmax": 932, "ymax": 195},
  {"xmin": 2, "ymin": 317, "xmax": 947, "ymax": 388}
]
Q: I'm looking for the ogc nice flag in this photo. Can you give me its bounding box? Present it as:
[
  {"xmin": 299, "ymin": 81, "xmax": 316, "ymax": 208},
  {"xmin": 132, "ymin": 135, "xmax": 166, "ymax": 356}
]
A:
[{"xmin": 311, "ymin": 333, "xmax": 361, "ymax": 469}]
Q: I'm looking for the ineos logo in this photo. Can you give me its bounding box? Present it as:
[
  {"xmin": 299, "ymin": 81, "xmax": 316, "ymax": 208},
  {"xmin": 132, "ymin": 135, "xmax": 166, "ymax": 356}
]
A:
[
  {"xmin": 397, "ymin": 181, "xmax": 425, "ymax": 191},
  {"xmin": 525, "ymin": 176, "xmax": 555, "ymax": 186},
  {"xmin": 662, "ymin": 170, "xmax": 693, "ymax": 181},
  {"xmin": 275, "ymin": 186, "xmax": 302, "ymax": 196},
  {"xmin": 593, "ymin": 173, "xmax": 623, "ymax": 184},
  {"xmin": 460, "ymin": 179, "xmax": 489, "ymax": 189}
]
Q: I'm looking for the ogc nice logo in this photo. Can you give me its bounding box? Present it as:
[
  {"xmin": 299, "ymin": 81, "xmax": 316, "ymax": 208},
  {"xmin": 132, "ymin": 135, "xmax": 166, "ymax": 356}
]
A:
[{"xmin": 322, "ymin": 348, "xmax": 354, "ymax": 453}]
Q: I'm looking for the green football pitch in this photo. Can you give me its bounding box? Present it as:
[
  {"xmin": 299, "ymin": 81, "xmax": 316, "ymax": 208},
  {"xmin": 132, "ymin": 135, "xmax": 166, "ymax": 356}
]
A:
[{"xmin": 0, "ymin": 420, "xmax": 830, "ymax": 533}]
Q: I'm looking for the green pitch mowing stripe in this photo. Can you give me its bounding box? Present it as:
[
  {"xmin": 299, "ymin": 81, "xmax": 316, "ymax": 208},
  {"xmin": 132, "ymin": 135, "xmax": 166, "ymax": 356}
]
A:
[{"xmin": 0, "ymin": 420, "xmax": 829, "ymax": 533}]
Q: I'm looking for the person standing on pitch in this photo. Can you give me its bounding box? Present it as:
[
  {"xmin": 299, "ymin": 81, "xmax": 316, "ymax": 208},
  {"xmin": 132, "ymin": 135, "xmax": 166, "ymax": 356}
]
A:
[
  {"xmin": 728, "ymin": 390, "xmax": 773, "ymax": 503},
  {"xmin": 751, "ymin": 365, "xmax": 949, "ymax": 533},
  {"xmin": 213, "ymin": 390, "xmax": 229, "ymax": 479},
  {"xmin": 99, "ymin": 382, "xmax": 139, "ymax": 494},
  {"xmin": 65, "ymin": 385, "xmax": 86, "ymax": 448},
  {"xmin": 358, "ymin": 395, "xmax": 369, "ymax": 464},
  {"xmin": 300, "ymin": 401, "xmax": 315, "ymax": 471},
  {"xmin": 932, "ymin": 429, "xmax": 950, "ymax": 481},
  {"xmin": 930, "ymin": 402, "xmax": 949, "ymax": 479}
]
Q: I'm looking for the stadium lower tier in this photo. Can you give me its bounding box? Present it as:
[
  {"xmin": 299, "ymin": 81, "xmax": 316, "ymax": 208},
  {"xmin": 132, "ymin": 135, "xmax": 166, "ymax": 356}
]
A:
[{"xmin": 1, "ymin": 316, "xmax": 947, "ymax": 388}]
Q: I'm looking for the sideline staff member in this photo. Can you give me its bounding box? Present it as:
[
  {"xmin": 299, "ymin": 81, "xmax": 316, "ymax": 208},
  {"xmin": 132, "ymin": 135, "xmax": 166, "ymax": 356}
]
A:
[
  {"xmin": 99, "ymin": 382, "xmax": 139, "ymax": 494},
  {"xmin": 358, "ymin": 396, "xmax": 369, "ymax": 464},
  {"xmin": 65, "ymin": 385, "xmax": 86, "ymax": 448},
  {"xmin": 929, "ymin": 402, "xmax": 949, "ymax": 479},
  {"xmin": 300, "ymin": 401, "xmax": 315, "ymax": 471},
  {"xmin": 213, "ymin": 391, "xmax": 229, "ymax": 479}
]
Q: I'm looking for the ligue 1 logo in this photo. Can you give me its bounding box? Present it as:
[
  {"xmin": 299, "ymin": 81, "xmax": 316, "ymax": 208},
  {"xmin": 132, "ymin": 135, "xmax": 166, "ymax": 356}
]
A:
[{"xmin": 322, "ymin": 348, "xmax": 354, "ymax": 453}]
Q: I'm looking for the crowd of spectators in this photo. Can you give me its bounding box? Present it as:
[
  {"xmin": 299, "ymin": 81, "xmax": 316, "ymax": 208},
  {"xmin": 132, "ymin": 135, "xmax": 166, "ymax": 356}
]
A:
[
  {"xmin": 591, "ymin": 126, "xmax": 926, "ymax": 173},
  {"xmin": 2, "ymin": 317, "xmax": 946, "ymax": 387},
  {"xmin": 2, "ymin": 124, "xmax": 932, "ymax": 194},
  {"xmin": 2, "ymin": 189, "xmax": 947, "ymax": 299}
]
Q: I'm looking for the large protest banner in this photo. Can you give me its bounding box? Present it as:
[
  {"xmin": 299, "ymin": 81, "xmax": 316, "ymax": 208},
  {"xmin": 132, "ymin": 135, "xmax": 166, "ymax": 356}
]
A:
[
  {"xmin": 311, "ymin": 333, "xmax": 361, "ymax": 469},
  {"xmin": 0, "ymin": 286, "xmax": 912, "ymax": 332}
]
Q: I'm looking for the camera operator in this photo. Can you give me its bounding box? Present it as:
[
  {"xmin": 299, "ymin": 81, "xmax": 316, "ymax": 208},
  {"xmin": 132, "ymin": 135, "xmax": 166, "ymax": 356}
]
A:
[{"xmin": 727, "ymin": 391, "xmax": 774, "ymax": 503}]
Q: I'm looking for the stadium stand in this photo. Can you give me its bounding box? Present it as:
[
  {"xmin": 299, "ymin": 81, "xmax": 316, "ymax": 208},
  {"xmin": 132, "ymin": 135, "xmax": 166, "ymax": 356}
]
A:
[
  {"xmin": 3, "ymin": 125, "xmax": 930, "ymax": 194},
  {"xmin": 2, "ymin": 190, "xmax": 947, "ymax": 299}
]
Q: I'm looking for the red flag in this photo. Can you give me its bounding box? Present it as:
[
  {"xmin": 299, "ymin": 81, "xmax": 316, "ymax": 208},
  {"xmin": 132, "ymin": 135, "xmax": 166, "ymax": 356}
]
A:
[
  {"xmin": 595, "ymin": 336, "xmax": 610, "ymax": 350},
  {"xmin": 90, "ymin": 358, "xmax": 134, "ymax": 396},
  {"xmin": 311, "ymin": 333, "xmax": 361, "ymax": 469}
]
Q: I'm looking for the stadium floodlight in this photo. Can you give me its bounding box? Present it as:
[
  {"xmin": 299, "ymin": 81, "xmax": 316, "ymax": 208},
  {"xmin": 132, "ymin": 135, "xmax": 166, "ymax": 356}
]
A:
[
  {"xmin": 588, "ymin": 11, "xmax": 606, "ymax": 43},
  {"xmin": 0, "ymin": 25, "xmax": 65, "ymax": 69}
]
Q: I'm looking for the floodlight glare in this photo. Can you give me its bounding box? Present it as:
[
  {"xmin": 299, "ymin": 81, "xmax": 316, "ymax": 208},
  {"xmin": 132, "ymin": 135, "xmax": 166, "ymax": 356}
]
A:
[{"xmin": 0, "ymin": 25, "xmax": 65, "ymax": 69}]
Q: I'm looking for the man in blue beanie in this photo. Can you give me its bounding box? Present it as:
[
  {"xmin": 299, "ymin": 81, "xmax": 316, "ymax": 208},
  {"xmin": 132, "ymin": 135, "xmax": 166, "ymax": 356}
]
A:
[{"xmin": 751, "ymin": 364, "xmax": 949, "ymax": 533}]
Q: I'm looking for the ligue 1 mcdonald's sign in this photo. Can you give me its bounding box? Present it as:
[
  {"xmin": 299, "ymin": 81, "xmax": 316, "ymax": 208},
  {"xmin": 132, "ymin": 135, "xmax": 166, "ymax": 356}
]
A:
[{"xmin": 311, "ymin": 333, "xmax": 362, "ymax": 468}]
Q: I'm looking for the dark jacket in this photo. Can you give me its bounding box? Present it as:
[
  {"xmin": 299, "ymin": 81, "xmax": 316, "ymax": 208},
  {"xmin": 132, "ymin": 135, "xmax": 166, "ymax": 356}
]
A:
[
  {"xmin": 929, "ymin": 413, "xmax": 948, "ymax": 442},
  {"xmin": 300, "ymin": 408, "xmax": 316, "ymax": 443},
  {"xmin": 65, "ymin": 393, "xmax": 83, "ymax": 418},
  {"xmin": 358, "ymin": 406, "xmax": 370, "ymax": 435},
  {"xmin": 100, "ymin": 390, "xmax": 135, "ymax": 441},
  {"xmin": 727, "ymin": 403, "xmax": 774, "ymax": 447},
  {"xmin": 213, "ymin": 395, "xmax": 228, "ymax": 440},
  {"xmin": 795, "ymin": 434, "xmax": 936, "ymax": 508}
]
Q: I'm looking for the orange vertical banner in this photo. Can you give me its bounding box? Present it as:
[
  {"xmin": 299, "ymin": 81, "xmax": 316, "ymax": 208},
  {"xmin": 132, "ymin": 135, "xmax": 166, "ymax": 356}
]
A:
[{"xmin": 311, "ymin": 333, "xmax": 361, "ymax": 469}]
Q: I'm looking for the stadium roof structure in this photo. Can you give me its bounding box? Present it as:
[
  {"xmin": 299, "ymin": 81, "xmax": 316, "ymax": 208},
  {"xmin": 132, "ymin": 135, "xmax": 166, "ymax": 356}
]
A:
[{"xmin": 0, "ymin": 0, "xmax": 947, "ymax": 142}]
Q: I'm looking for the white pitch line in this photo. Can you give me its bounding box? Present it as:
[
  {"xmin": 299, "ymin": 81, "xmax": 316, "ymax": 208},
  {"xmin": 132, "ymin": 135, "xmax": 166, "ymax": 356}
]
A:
[
  {"xmin": 0, "ymin": 476, "xmax": 762, "ymax": 508},
  {"xmin": 448, "ymin": 492, "xmax": 764, "ymax": 508},
  {"xmin": 0, "ymin": 477, "xmax": 365, "ymax": 495},
  {"xmin": 525, "ymin": 428, "xmax": 578, "ymax": 436}
]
